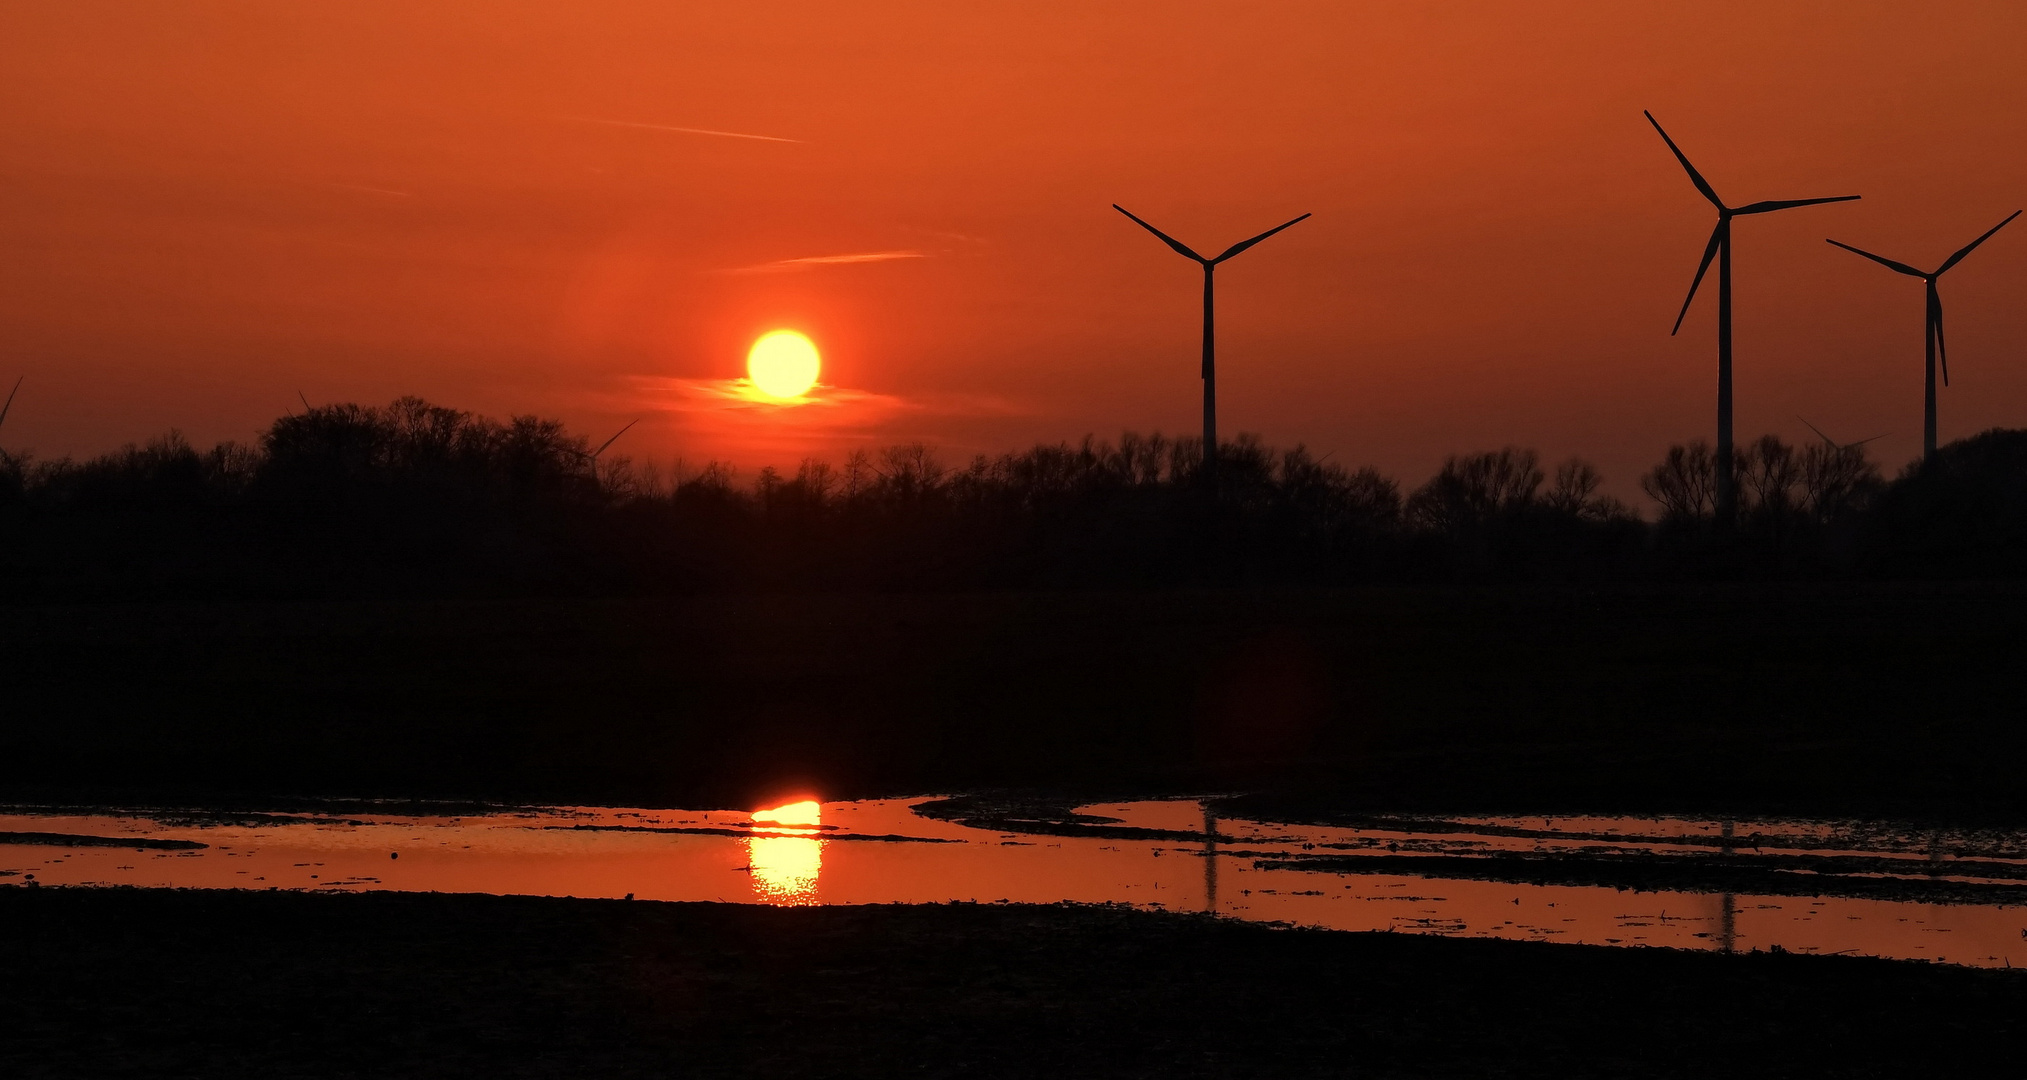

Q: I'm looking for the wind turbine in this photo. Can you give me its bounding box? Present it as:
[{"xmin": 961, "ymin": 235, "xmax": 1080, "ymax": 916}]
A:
[
  {"xmin": 1825, "ymin": 211, "xmax": 2021, "ymax": 461},
  {"xmin": 591, "ymin": 419, "xmax": 639, "ymax": 460},
  {"xmin": 0, "ymin": 377, "xmax": 21, "ymax": 466},
  {"xmin": 1646, "ymin": 111, "xmax": 1860, "ymax": 523},
  {"xmin": 1796, "ymin": 416, "xmax": 1885, "ymax": 454},
  {"xmin": 1113, "ymin": 205, "xmax": 1310, "ymax": 477}
]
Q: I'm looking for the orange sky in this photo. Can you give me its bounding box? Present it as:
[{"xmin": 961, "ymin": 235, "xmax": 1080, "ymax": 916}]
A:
[{"xmin": 4, "ymin": 1, "xmax": 2026, "ymax": 495}]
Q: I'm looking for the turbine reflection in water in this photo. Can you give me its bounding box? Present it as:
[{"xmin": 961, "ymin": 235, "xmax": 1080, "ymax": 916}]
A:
[{"xmin": 747, "ymin": 800, "xmax": 824, "ymax": 905}]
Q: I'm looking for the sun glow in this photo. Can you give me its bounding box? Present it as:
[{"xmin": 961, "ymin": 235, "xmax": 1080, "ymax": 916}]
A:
[
  {"xmin": 746, "ymin": 330, "xmax": 821, "ymax": 399},
  {"xmin": 750, "ymin": 800, "xmax": 822, "ymax": 830},
  {"xmin": 747, "ymin": 799, "xmax": 823, "ymax": 905}
]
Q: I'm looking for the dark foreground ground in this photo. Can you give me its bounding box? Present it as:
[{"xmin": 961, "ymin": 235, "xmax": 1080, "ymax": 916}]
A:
[
  {"xmin": 4, "ymin": 583, "xmax": 2025, "ymax": 824},
  {"xmin": 5, "ymin": 886, "xmax": 2023, "ymax": 1079}
]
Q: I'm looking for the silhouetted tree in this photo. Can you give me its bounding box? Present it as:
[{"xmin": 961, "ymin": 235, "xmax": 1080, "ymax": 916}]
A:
[
  {"xmin": 1799, "ymin": 442, "xmax": 1883, "ymax": 526},
  {"xmin": 1641, "ymin": 441, "xmax": 1719, "ymax": 524},
  {"xmin": 1406, "ymin": 448, "xmax": 1542, "ymax": 533},
  {"xmin": 1738, "ymin": 435, "xmax": 1801, "ymax": 521},
  {"xmin": 1543, "ymin": 458, "xmax": 1634, "ymax": 522},
  {"xmin": 11, "ymin": 396, "xmax": 2024, "ymax": 597},
  {"xmin": 1870, "ymin": 428, "xmax": 2027, "ymax": 576}
]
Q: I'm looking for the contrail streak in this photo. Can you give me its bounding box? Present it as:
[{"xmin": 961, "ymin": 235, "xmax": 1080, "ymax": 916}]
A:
[
  {"xmin": 563, "ymin": 116, "xmax": 800, "ymax": 143},
  {"xmin": 726, "ymin": 251, "xmax": 928, "ymax": 274}
]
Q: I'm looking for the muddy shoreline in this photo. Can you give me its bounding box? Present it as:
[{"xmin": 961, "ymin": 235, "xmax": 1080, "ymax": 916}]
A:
[
  {"xmin": 14, "ymin": 793, "xmax": 2027, "ymax": 914},
  {"xmin": 0, "ymin": 830, "xmax": 205, "ymax": 850},
  {"xmin": 1251, "ymin": 849, "xmax": 2027, "ymax": 906},
  {"xmin": 4, "ymin": 885, "xmax": 2022, "ymax": 1079},
  {"xmin": 914, "ymin": 792, "xmax": 2027, "ymax": 907}
]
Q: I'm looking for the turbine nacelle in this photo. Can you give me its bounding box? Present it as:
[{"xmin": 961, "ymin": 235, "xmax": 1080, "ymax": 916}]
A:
[
  {"xmin": 1826, "ymin": 210, "xmax": 2022, "ymax": 282},
  {"xmin": 1112, "ymin": 205, "xmax": 1312, "ymax": 267},
  {"xmin": 1646, "ymin": 111, "xmax": 1860, "ymax": 336},
  {"xmin": 1825, "ymin": 211, "xmax": 2021, "ymax": 389},
  {"xmin": 1113, "ymin": 203, "xmax": 1311, "ymax": 474},
  {"xmin": 1797, "ymin": 416, "xmax": 1886, "ymax": 453}
]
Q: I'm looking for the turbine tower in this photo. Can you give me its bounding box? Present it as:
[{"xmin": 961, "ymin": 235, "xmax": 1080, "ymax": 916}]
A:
[
  {"xmin": 1825, "ymin": 211, "xmax": 2021, "ymax": 461},
  {"xmin": 1646, "ymin": 111, "xmax": 1859, "ymax": 523},
  {"xmin": 1113, "ymin": 205, "xmax": 1310, "ymax": 477}
]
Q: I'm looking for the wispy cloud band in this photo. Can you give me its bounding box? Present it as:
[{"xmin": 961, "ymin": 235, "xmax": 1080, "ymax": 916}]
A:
[
  {"xmin": 723, "ymin": 250, "xmax": 929, "ymax": 274},
  {"xmin": 631, "ymin": 377, "xmax": 909, "ymax": 422},
  {"xmin": 327, "ymin": 182, "xmax": 417, "ymax": 199},
  {"xmin": 620, "ymin": 376, "xmax": 1020, "ymax": 421},
  {"xmin": 561, "ymin": 115, "xmax": 800, "ymax": 143}
]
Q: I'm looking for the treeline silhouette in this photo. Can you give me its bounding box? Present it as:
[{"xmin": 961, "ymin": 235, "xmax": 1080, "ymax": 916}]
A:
[{"xmin": 1, "ymin": 397, "xmax": 2022, "ymax": 599}]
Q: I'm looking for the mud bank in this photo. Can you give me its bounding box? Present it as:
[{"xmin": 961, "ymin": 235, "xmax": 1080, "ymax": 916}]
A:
[
  {"xmin": 0, "ymin": 831, "xmax": 204, "ymax": 850},
  {"xmin": 4, "ymin": 886, "xmax": 2024, "ymax": 1079}
]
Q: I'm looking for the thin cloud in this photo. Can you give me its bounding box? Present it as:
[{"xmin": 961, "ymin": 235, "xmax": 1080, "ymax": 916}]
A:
[
  {"xmin": 905, "ymin": 226, "xmax": 988, "ymax": 246},
  {"xmin": 618, "ymin": 376, "xmax": 1021, "ymax": 423},
  {"xmin": 723, "ymin": 250, "xmax": 929, "ymax": 274},
  {"xmin": 639, "ymin": 377, "xmax": 905, "ymax": 415},
  {"xmin": 561, "ymin": 115, "xmax": 800, "ymax": 143},
  {"xmin": 583, "ymin": 377, "xmax": 1029, "ymax": 467},
  {"xmin": 326, "ymin": 183, "xmax": 417, "ymax": 199}
]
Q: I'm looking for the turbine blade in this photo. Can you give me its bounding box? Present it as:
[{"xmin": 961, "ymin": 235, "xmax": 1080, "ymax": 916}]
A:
[
  {"xmin": 1936, "ymin": 209, "xmax": 2022, "ymax": 275},
  {"xmin": 1732, "ymin": 195, "xmax": 1861, "ymax": 215},
  {"xmin": 1797, "ymin": 415, "xmax": 1837, "ymax": 447},
  {"xmin": 1672, "ymin": 223, "xmax": 1724, "ymax": 335},
  {"xmin": 1210, "ymin": 212, "xmax": 1312, "ymax": 263},
  {"xmin": 1113, "ymin": 205, "xmax": 1208, "ymax": 263},
  {"xmin": 1825, "ymin": 239, "xmax": 1925, "ymax": 277},
  {"xmin": 593, "ymin": 418, "xmax": 639, "ymax": 459},
  {"xmin": 1931, "ymin": 285, "xmax": 1949, "ymax": 387},
  {"xmin": 1850, "ymin": 434, "xmax": 1888, "ymax": 448},
  {"xmin": 0, "ymin": 376, "xmax": 20, "ymax": 434},
  {"xmin": 1644, "ymin": 111, "xmax": 1724, "ymax": 209}
]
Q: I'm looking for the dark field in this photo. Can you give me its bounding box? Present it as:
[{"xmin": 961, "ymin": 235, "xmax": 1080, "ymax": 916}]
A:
[
  {"xmin": 8, "ymin": 584, "xmax": 2026, "ymax": 1078},
  {"xmin": 4, "ymin": 886, "xmax": 2021, "ymax": 1079},
  {"xmin": 2, "ymin": 583, "xmax": 2023, "ymax": 824}
]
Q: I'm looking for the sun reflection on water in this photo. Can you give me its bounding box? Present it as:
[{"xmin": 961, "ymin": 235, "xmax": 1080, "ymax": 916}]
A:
[{"xmin": 747, "ymin": 800, "xmax": 823, "ymax": 905}]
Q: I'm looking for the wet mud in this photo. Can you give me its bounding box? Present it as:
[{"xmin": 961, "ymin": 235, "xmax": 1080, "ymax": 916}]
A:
[
  {"xmin": 1254, "ymin": 850, "xmax": 2027, "ymax": 905},
  {"xmin": 912, "ymin": 793, "xmax": 1233, "ymax": 842},
  {"xmin": 929, "ymin": 792, "xmax": 2027, "ymax": 904},
  {"xmin": 5, "ymin": 886, "xmax": 2022, "ymax": 1079},
  {"xmin": 549, "ymin": 823, "xmax": 960, "ymax": 843},
  {"xmin": 0, "ymin": 831, "xmax": 204, "ymax": 850}
]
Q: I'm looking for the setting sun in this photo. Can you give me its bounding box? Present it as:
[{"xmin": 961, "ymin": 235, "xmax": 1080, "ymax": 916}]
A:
[
  {"xmin": 748, "ymin": 799, "xmax": 823, "ymax": 905},
  {"xmin": 746, "ymin": 330, "xmax": 821, "ymax": 399},
  {"xmin": 751, "ymin": 799, "xmax": 822, "ymax": 829}
]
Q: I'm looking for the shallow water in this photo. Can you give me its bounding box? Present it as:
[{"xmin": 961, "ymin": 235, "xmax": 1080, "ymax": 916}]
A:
[{"xmin": 3, "ymin": 798, "xmax": 2022, "ymax": 969}]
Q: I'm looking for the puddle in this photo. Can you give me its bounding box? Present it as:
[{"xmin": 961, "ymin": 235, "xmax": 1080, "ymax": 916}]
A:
[{"xmin": 2, "ymin": 799, "xmax": 2023, "ymax": 969}]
